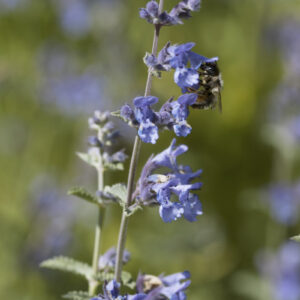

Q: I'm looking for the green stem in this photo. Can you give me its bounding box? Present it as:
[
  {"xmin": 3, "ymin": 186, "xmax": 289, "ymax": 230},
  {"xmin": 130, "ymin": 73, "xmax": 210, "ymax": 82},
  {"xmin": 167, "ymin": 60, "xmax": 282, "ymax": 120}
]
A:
[
  {"xmin": 88, "ymin": 149, "xmax": 105, "ymax": 296},
  {"xmin": 114, "ymin": 0, "xmax": 164, "ymax": 283}
]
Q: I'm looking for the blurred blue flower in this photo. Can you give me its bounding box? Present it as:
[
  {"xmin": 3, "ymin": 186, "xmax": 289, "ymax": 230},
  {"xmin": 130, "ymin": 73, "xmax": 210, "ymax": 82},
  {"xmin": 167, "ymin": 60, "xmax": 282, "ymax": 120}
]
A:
[
  {"xmin": 135, "ymin": 139, "xmax": 203, "ymax": 222},
  {"xmin": 288, "ymin": 117, "xmax": 300, "ymax": 142},
  {"xmin": 25, "ymin": 176, "xmax": 76, "ymax": 263},
  {"xmin": 98, "ymin": 247, "xmax": 130, "ymax": 270},
  {"xmin": 55, "ymin": 0, "xmax": 91, "ymax": 37},
  {"xmin": 256, "ymin": 242, "xmax": 300, "ymax": 300},
  {"xmin": 266, "ymin": 21, "xmax": 300, "ymax": 128},
  {"xmin": 43, "ymin": 72, "xmax": 107, "ymax": 115},
  {"xmin": 267, "ymin": 183, "xmax": 300, "ymax": 225},
  {"xmin": 0, "ymin": 0, "xmax": 26, "ymax": 12}
]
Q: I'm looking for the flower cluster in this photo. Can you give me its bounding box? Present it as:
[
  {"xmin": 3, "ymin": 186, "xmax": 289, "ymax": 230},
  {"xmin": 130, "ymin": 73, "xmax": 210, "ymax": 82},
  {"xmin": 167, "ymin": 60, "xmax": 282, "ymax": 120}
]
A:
[
  {"xmin": 88, "ymin": 110, "xmax": 128, "ymax": 166},
  {"xmin": 256, "ymin": 242, "xmax": 300, "ymax": 300},
  {"xmin": 134, "ymin": 139, "xmax": 202, "ymax": 222},
  {"xmin": 139, "ymin": 0, "xmax": 201, "ymax": 26},
  {"xmin": 91, "ymin": 280, "xmax": 145, "ymax": 300},
  {"xmin": 120, "ymin": 94, "xmax": 198, "ymax": 143},
  {"xmin": 92, "ymin": 271, "xmax": 190, "ymax": 300},
  {"xmin": 144, "ymin": 42, "xmax": 218, "ymax": 92}
]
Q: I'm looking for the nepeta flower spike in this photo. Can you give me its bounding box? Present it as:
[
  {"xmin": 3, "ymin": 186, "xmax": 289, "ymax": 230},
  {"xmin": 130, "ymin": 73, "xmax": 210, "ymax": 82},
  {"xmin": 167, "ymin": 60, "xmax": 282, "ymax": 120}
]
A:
[{"xmin": 135, "ymin": 139, "xmax": 203, "ymax": 223}]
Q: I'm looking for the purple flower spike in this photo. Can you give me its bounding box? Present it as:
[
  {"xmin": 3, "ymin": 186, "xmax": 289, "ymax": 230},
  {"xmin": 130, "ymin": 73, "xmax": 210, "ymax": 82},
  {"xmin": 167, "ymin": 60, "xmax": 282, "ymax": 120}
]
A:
[{"xmin": 135, "ymin": 139, "xmax": 203, "ymax": 223}]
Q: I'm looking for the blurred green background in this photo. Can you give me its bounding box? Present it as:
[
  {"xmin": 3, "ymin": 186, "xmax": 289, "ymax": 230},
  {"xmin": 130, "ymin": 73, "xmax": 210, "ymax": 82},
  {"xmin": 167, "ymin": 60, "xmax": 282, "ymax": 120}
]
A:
[{"xmin": 1, "ymin": 0, "xmax": 300, "ymax": 299}]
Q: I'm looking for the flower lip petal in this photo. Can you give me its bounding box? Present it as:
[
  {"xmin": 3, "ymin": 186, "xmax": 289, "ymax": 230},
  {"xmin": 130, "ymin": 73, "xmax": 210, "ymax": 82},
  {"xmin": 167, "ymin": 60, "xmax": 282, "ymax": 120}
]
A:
[
  {"xmin": 177, "ymin": 93, "xmax": 198, "ymax": 105},
  {"xmin": 133, "ymin": 96, "xmax": 159, "ymax": 107},
  {"xmin": 159, "ymin": 201, "xmax": 184, "ymax": 222},
  {"xmin": 174, "ymin": 42, "xmax": 195, "ymax": 54},
  {"xmin": 173, "ymin": 121, "xmax": 192, "ymax": 137},
  {"xmin": 139, "ymin": 8, "xmax": 151, "ymax": 20},
  {"xmin": 162, "ymin": 271, "xmax": 191, "ymax": 285},
  {"xmin": 174, "ymin": 67, "xmax": 199, "ymax": 89},
  {"xmin": 138, "ymin": 120, "xmax": 159, "ymax": 144}
]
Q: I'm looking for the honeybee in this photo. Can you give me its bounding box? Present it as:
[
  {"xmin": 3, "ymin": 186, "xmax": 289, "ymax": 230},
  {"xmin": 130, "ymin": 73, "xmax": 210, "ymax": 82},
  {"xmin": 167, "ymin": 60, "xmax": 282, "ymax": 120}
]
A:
[{"xmin": 187, "ymin": 61, "xmax": 223, "ymax": 112}]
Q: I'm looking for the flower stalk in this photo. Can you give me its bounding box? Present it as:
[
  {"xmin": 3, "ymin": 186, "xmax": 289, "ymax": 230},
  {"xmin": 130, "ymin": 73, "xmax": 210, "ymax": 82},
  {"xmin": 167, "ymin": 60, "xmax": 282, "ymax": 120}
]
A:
[
  {"xmin": 89, "ymin": 149, "xmax": 105, "ymax": 295},
  {"xmin": 114, "ymin": 0, "xmax": 164, "ymax": 282}
]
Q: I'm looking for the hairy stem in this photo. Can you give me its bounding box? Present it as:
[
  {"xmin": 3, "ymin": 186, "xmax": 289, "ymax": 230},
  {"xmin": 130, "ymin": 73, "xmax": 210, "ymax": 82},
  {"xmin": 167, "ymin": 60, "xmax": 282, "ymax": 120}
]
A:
[
  {"xmin": 88, "ymin": 150, "xmax": 105, "ymax": 295},
  {"xmin": 114, "ymin": 0, "xmax": 164, "ymax": 283}
]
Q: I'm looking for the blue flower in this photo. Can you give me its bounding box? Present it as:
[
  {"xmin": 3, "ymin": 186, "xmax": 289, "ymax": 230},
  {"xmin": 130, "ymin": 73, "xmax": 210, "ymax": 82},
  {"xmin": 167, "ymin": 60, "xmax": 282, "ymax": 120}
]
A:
[
  {"xmin": 158, "ymin": 198, "xmax": 184, "ymax": 223},
  {"xmin": 139, "ymin": 0, "xmax": 201, "ymax": 26},
  {"xmin": 136, "ymin": 271, "xmax": 191, "ymax": 300},
  {"xmin": 171, "ymin": 94, "xmax": 198, "ymax": 136},
  {"xmin": 181, "ymin": 194, "xmax": 203, "ymax": 221},
  {"xmin": 103, "ymin": 149, "xmax": 128, "ymax": 164},
  {"xmin": 151, "ymin": 138, "xmax": 188, "ymax": 169},
  {"xmin": 169, "ymin": 0, "xmax": 201, "ymax": 21},
  {"xmin": 138, "ymin": 119, "xmax": 159, "ymax": 144},
  {"xmin": 135, "ymin": 139, "xmax": 203, "ymax": 222},
  {"xmin": 143, "ymin": 42, "xmax": 218, "ymax": 92},
  {"xmin": 173, "ymin": 67, "xmax": 199, "ymax": 89},
  {"xmin": 160, "ymin": 271, "xmax": 191, "ymax": 299},
  {"xmin": 139, "ymin": 1, "xmax": 178, "ymax": 26}
]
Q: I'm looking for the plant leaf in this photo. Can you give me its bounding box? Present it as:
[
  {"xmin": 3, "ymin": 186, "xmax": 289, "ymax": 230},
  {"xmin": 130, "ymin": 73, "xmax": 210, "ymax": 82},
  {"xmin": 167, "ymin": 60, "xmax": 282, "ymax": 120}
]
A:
[
  {"xmin": 40, "ymin": 256, "xmax": 93, "ymax": 280},
  {"xmin": 63, "ymin": 291, "xmax": 91, "ymax": 300},
  {"xmin": 68, "ymin": 187, "xmax": 101, "ymax": 206},
  {"xmin": 77, "ymin": 151, "xmax": 99, "ymax": 168},
  {"xmin": 104, "ymin": 184, "xmax": 127, "ymax": 204},
  {"xmin": 121, "ymin": 270, "xmax": 136, "ymax": 289}
]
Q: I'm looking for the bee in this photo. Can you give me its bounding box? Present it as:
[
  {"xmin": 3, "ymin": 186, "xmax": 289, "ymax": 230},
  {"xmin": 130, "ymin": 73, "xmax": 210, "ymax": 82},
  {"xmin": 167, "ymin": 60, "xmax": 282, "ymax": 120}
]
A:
[{"xmin": 187, "ymin": 61, "xmax": 223, "ymax": 112}]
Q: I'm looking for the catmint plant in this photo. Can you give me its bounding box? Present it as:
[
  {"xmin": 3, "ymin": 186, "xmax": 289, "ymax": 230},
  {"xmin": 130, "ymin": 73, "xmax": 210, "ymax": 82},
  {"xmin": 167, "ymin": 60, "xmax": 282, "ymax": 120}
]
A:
[{"xmin": 41, "ymin": 0, "xmax": 222, "ymax": 299}]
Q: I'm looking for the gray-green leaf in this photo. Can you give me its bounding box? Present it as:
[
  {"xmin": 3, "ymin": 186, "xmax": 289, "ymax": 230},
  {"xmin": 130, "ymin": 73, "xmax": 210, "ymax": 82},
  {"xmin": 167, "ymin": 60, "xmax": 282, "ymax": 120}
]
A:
[
  {"xmin": 40, "ymin": 256, "xmax": 93, "ymax": 280},
  {"xmin": 94, "ymin": 270, "xmax": 135, "ymax": 289},
  {"xmin": 104, "ymin": 184, "xmax": 127, "ymax": 204},
  {"xmin": 68, "ymin": 187, "xmax": 101, "ymax": 206},
  {"xmin": 104, "ymin": 162, "xmax": 124, "ymax": 171},
  {"xmin": 77, "ymin": 151, "xmax": 100, "ymax": 168},
  {"xmin": 291, "ymin": 235, "xmax": 300, "ymax": 242}
]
